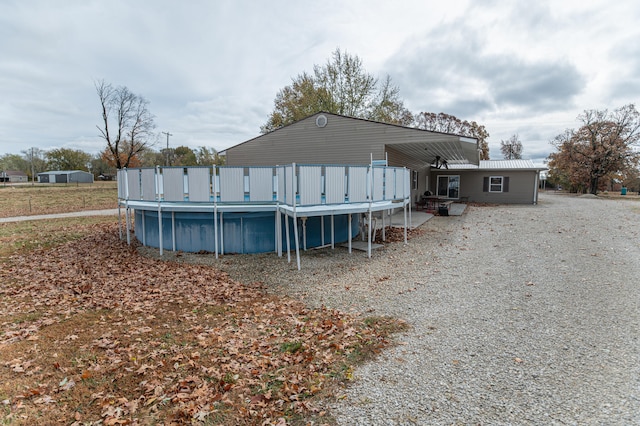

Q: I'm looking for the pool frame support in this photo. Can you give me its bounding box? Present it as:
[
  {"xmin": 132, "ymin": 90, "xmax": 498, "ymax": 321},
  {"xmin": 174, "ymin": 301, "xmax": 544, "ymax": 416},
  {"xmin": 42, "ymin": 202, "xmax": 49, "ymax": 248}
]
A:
[{"xmin": 117, "ymin": 163, "xmax": 410, "ymax": 270}]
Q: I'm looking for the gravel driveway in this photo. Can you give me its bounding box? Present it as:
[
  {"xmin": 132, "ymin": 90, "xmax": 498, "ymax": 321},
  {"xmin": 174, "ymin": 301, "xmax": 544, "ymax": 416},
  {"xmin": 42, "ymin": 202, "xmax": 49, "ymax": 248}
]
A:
[
  {"xmin": 326, "ymin": 192, "xmax": 640, "ymax": 425},
  {"xmin": 152, "ymin": 192, "xmax": 640, "ymax": 424}
]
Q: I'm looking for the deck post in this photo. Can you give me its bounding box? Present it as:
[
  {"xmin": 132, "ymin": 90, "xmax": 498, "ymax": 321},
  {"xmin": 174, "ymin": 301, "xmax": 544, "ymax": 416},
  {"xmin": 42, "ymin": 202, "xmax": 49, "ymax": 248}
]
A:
[
  {"xmin": 157, "ymin": 206, "xmax": 163, "ymax": 256},
  {"xmin": 404, "ymin": 203, "xmax": 408, "ymax": 245},
  {"xmin": 125, "ymin": 206, "xmax": 131, "ymax": 245},
  {"xmin": 292, "ymin": 162, "xmax": 300, "ymax": 269},
  {"xmin": 141, "ymin": 212, "xmax": 146, "ymax": 246},
  {"xmin": 367, "ymin": 209, "xmax": 372, "ymax": 258},
  {"xmin": 276, "ymin": 208, "xmax": 282, "ymax": 257},
  {"xmin": 171, "ymin": 211, "xmax": 176, "ymax": 251},
  {"xmin": 382, "ymin": 209, "xmax": 386, "ymax": 241},
  {"xmin": 302, "ymin": 217, "xmax": 307, "ymax": 251},
  {"xmin": 214, "ymin": 206, "xmax": 218, "ymax": 259},
  {"xmin": 220, "ymin": 212, "xmax": 224, "ymax": 255},
  {"xmin": 274, "ymin": 208, "xmax": 278, "ymax": 255},
  {"xmin": 213, "ymin": 166, "xmax": 219, "ymax": 258},
  {"xmin": 293, "ymin": 214, "xmax": 301, "ymax": 270},
  {"xmin": 124, "ymin": 168, "xmax": 131, "ymax": 245},
  {"xmin": 331, "ymin": 215, "xmax": 335, "ymax": 249},
  {"xmin": 285, "ymin": 212, "xmax": 291, "ymax": 263},
  {"xmin": 156, "ymin": 166, "xmax": 163, "ymax": 256},
  {"xmin": 117, "ymin": 205, "xmax": 122, "ymax": 240},
  {"xmin": 348, "ymin": 214, "xmax": 352, "ymax": 253}
]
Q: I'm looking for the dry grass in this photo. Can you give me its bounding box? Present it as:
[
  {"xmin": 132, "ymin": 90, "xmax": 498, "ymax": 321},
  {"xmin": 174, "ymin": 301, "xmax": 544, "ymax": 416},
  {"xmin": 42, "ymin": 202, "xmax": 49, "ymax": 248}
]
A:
[{"xmin": 0, "ymin": 182, "xmax": 117, "ymax": 218}]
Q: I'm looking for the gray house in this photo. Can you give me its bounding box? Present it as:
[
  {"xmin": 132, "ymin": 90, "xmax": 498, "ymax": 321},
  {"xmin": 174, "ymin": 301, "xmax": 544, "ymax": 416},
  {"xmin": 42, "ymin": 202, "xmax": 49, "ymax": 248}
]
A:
[
  {"xmin": 223, "ymin": 112, "xmax": 544, "ymax": 205},
  {"xmin": 0, "ymin": 170, "xmax": 28, "ymax": 183},
  {"xmin": 37, "ymin": 170, "xmax": 94, "ymax": 184}
]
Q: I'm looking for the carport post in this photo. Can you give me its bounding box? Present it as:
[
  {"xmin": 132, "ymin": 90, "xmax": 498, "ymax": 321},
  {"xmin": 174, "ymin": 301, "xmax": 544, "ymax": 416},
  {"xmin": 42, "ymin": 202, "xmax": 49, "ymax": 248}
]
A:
[{"xmin": 404, "ymin": 203, "xmax": 408, "ymax": 245}]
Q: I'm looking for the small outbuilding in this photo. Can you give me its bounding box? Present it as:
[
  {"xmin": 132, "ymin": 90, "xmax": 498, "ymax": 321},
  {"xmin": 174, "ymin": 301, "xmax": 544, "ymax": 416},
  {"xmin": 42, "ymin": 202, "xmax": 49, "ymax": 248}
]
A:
[
  {"xmin": 0, "ymin": 170, "xmax": 28, "ymax": 183},
  {"xmin": 37, "ymin": 170, "xmax": 94, "ymax": 184}
]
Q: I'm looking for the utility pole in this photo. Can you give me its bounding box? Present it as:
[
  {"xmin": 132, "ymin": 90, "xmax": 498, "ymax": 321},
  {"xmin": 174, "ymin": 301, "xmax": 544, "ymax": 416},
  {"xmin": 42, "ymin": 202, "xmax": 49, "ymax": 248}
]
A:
[
  {"xmin": 31, "ymin": 147, "xmax": 35, "ymax": 186},
  {"xmin": 162, "ymin": 131, "xmax": 173, "ymax": 166}
]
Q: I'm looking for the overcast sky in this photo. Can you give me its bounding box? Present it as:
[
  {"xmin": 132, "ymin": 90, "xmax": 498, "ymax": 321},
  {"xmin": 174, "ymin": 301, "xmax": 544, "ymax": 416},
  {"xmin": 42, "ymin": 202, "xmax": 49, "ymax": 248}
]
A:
[{"xmin": 1, "ymin": 0, "xmax": 639, "ymax": 164}]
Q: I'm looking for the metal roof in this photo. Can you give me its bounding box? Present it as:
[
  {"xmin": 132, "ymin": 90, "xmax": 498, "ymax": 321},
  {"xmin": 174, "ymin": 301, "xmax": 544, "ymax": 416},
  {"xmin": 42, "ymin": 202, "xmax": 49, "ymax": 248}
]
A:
[
  {"xmin": 386, "ymin": 136, "xmax": 480, "ymax": 167},
  {"xmin": 445, "ymin": 159, "xmax": 546, "ymax": 170},
  {"xmin": 38, "ymin": 170, "xmax": 90, "ymax": 175}
]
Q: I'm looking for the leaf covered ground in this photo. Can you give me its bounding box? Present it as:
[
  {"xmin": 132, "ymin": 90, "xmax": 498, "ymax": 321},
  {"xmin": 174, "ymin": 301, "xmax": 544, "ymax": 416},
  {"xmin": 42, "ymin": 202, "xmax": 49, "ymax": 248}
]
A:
[{"xmin": 0, "ymin": 222, "xmax": 407, "ymax": 425}]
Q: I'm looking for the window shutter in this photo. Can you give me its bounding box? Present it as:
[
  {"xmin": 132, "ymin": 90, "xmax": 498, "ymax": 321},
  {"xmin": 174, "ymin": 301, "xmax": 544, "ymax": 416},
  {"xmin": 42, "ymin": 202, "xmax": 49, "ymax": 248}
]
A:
[
  {"xmin": 504, "ymin": 177, "xmax": 510, "ymax": 192},
  {"xmin": 483, "ymin": 177, "xmax": 489, "ymax": 192}
]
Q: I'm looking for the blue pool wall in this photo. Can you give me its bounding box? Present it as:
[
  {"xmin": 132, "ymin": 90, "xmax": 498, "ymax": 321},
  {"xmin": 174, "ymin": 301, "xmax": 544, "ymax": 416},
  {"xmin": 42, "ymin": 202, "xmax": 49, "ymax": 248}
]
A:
[{"xmin": 134, "ymin": 210, "xmax": 360, "ymax": 254}]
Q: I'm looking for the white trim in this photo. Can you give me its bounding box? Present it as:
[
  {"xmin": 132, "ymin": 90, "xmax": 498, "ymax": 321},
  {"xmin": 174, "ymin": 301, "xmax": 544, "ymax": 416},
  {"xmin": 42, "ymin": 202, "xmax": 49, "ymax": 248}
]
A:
[
  {"xmin": 436, "ymin": 175, "xmax": 460, "ymax": 199},
  {"xmin": 489, "ymin": 175, "xmax": 504, "ymax": 193}
]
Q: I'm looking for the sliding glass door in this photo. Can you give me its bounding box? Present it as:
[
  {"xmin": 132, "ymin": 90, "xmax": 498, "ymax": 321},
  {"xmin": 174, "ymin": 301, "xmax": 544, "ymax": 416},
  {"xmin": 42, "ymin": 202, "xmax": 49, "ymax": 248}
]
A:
[{"xmin": 437, "ymin": 175, "xmax": 460, "ymax": 199}]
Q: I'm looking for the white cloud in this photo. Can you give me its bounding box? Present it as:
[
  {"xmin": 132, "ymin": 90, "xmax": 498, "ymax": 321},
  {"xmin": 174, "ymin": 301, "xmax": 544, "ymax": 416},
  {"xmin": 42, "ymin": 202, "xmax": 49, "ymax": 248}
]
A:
[{"xmin": 0, "ymin": 0, "xmax": 639, "ymax": 163}]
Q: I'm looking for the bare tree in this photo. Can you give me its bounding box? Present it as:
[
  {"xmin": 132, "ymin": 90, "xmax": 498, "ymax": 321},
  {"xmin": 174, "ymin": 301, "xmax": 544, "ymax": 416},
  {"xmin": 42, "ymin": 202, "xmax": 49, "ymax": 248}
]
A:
[
  {"xmin": 96, "ymin": 80, "xmax": 156, "ymax": 169},
  {"xmin": 500, "ymin": 134, "xmax": 523, "ymax": 159},
  {"xmin": 21, "ymin": 148, "xmax": 47, "ymax": 176}
]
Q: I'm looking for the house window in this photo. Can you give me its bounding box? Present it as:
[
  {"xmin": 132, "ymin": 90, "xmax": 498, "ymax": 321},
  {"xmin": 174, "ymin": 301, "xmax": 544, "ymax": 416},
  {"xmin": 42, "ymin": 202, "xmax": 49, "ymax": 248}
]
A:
[
  {"xmin": 437, "ymin": 175, "xmax": 459, "ymax": 199},
  {"xmin": 490, "ymin": 176, "xmax": 503, "ymax": 192},
  {"xmin": 483, "ymin": 176, "xmax": 510, "ymax": 193},
  {"xmin": 412, "ymin": 170, "xmax": 418, "ymax": 190}
]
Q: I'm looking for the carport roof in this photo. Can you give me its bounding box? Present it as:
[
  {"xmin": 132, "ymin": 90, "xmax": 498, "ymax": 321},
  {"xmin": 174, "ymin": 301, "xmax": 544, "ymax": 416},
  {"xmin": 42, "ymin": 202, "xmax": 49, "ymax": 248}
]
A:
[
  {"xmin": 445, "ymin": 159, "xmax": 547, "ymax": 170},
  {"xmin": 386, "ymin": 136, "xmax": 480, "ymax": 167}
]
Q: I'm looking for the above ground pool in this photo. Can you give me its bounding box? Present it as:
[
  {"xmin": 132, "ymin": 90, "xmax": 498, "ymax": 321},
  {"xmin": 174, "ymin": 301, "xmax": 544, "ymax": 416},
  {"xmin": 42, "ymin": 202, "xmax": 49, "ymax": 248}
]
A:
[{"xmin": 117, "ymin": 163, "xmax": 410, "ymax": 269}]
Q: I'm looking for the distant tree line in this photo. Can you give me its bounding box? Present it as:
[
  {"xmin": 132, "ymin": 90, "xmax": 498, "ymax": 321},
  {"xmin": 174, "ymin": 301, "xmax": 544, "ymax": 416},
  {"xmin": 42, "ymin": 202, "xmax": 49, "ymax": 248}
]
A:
[
  {"xmin": 0, "ymin": 145, "xmax": 223, "ymax": 181},
  {"xmin": 86, "ymin": 49, "xmax": 639, "ymax": 196}
]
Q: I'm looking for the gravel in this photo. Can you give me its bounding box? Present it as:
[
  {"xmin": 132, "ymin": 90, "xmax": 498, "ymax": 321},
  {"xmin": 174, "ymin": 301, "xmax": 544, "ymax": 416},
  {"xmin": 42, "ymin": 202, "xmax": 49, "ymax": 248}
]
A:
[{"xmin": 145, "ymin": 192, "xmax": 640, "ymax": 425}]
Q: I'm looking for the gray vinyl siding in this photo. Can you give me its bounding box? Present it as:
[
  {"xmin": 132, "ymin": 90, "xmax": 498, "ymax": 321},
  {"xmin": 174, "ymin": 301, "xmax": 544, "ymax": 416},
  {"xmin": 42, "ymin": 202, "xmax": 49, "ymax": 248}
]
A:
[
  {"xmin": 225, "ymin": 113, "xmax": 461, "ymax": 167},
  {"xmin": 431, "ymin": 170, "xmax": 537, "ymax": 204},
  {"xmin": 226, "ymin": 114, "xmax": 387, "ymax": 166}
]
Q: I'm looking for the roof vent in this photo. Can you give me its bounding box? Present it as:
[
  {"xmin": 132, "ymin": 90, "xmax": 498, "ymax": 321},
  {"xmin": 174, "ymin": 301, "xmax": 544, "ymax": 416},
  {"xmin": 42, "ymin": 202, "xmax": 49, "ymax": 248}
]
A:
[{"xmin": 316, "ymin": 114, "xmax": 328, "ymax": 128}]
